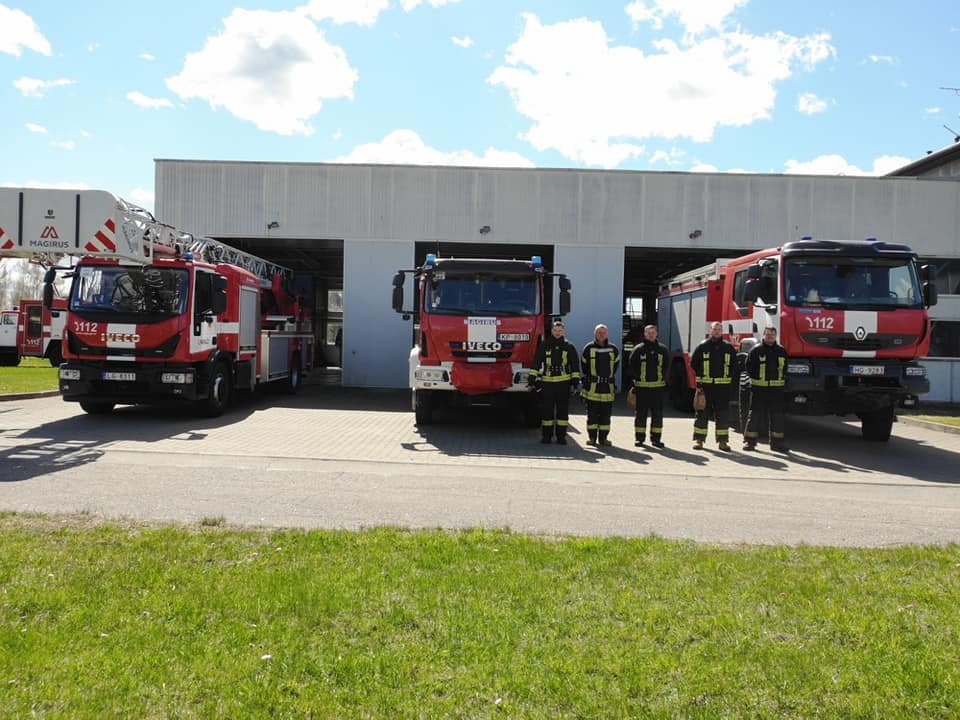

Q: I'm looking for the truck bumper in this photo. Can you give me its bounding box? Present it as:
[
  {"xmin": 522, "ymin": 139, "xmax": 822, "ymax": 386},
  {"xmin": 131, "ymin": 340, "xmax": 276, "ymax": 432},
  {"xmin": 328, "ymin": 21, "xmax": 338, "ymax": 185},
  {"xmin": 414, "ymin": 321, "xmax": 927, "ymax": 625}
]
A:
[
  {"xmin": 784, "ymin": 359, "xmax": 928, "ymax": 415},
  {"xmin": 58, "ymin": 361, "xmax": 205, "ymax": 405},
  {"xmin": 410, "ymin": 359, "xmax": 532, "ymax": 397}
]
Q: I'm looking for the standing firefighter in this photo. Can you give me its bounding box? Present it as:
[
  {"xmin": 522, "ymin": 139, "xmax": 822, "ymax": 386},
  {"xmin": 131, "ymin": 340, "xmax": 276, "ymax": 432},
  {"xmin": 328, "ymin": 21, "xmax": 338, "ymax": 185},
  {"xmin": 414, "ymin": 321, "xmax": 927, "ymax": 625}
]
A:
[
  {"xmin": 629, "ymin": 324, "xmax": 669, "ymax": 448},
  {"xmin": 581, "ymin": 323, "xmax": 620, "ymax": 446},
  {"xmin": 529, "ymin": 320, "xmax": 581, "ymax": 445},
  {"xmin": 690, "ymin": 321, "xmax": 737, "ymax": 451},
  {"xmin": 744, "ymin": 326, "xmax": 790, "ymax": 453}
]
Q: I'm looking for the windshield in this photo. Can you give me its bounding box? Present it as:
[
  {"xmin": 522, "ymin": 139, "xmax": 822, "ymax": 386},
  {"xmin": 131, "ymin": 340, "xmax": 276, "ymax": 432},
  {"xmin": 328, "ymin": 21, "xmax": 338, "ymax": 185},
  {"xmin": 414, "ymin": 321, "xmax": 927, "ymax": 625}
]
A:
[
  {"xmin": 424, "ymin": 274, "xmax": 540, "ymax": 316},
  {"xmin": 70, "ymin": 265, "xmax": 189, "ymax": 317},
  {"xmin": 784, "ymin": 258, "xmax": 923, "ymax": 309}
]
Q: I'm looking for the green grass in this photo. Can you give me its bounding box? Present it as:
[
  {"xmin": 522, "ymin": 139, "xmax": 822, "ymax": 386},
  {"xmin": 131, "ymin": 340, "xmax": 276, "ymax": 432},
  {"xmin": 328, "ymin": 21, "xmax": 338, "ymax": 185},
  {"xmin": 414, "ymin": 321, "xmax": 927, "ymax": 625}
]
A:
[
  {"xmin": 914, "ymin": 415, "xmax": 960, "ymax": 428},
  {"xmin": 1, "ymin": 516, "xmax": 957, "ymax": 719},
  {"xmin": 0, "ymin": 356, "xmax": 58, "ymax": 394}
]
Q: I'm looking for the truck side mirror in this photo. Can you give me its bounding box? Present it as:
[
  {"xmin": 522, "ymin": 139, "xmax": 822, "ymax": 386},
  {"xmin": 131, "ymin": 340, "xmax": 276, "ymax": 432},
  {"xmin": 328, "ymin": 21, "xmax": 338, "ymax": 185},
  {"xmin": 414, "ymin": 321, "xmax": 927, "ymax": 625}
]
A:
[
  {"xmin": 211, "ymin": 274, "xmax": 228, "ymax": 315},
  {"xmin": 42, "ymin": 282, "xmax": 54, "ymax": 310},
  {"xmin": 743, "ymin": 278, "xmax": 759, "ymax": 303},
  {"xmin": 391, "ymin": 273, "xmax": 405, "ymax": 313},
  {"xmin": 558, "ymin": 276, "xmax": 571, "ymax": 291},
  {"xmin": 923, "ymin": 283, "xmax": 938, "ymax": 308},
  {"xmin": 746, "ymin": 265, "xmax": 762, "ymax": 280},
  {"xmin": 559, "ymin": 289, "xmax": 571, "ymax": 315}
]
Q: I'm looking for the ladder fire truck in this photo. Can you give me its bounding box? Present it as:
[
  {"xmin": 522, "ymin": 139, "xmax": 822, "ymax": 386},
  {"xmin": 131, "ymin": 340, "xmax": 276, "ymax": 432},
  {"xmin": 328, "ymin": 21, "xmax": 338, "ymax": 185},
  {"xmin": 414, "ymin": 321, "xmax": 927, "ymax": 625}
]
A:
[
  {"xmin": 0, "ymin": 296, "xmax": 67, "ymax": 367},
  {"xmin": 391, "ymin": 253, "xmax": 571, "ymax": 425},
  {"xmin": 658, "ymin": 238, "xmax": 937, "ymax": 442},
  {"xmin": 0, "ymin": 187, "xmax": 314, "ymax": 415}
]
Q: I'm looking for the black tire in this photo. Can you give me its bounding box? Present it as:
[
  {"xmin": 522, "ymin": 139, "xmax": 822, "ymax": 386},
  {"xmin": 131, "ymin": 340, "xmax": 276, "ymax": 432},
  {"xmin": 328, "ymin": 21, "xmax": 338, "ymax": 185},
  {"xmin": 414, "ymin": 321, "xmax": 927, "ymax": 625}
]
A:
[
  {"xmin": 669, "ymin": 362, "xmax": 694, "ymax": 412},
  {"xmin": 201, "ymin": 362, "xmax": 231, "ymax": 417},
  {"xmin": 47, "ymin": 341, "xmax": 63, "ymax": 366},
  {"xmin": 414, "ymin": 389, "xmax": 433, "ymax": 425},
  {"xmin": 79, "ymin": 400, "xmax": 115, "ymax": 415},
  {"xmin": 861, "ymin": 407, "xmax": 894, "ymax": 442},
  {"xmin": 0, "ymin": 352, "xmax": 20, "ymax": 367},
  {"xmin": 286, "ymin": 353, "xmax": 301, "ymax": 394},
  {"xmin": 522, "ymin": 395, "xmax": 541, "ymax": 427}
]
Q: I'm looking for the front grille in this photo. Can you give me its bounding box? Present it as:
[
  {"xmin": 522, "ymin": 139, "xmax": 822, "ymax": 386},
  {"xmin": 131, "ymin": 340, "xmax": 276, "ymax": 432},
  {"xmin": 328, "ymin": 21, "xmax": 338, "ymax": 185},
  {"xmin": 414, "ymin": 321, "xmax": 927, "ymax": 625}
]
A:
[{"xmin": 801, "ymin": 333, "xmax": 918, "ymax": 351}]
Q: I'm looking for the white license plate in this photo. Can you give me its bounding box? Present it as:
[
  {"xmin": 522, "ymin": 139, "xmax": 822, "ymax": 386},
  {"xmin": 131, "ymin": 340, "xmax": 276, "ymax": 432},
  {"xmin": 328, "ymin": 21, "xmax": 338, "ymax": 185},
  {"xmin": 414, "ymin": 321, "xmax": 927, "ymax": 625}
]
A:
[
  {"xmin": 102, "ymin": 371, "xmax": 136, "ymax": 381},
  {"xmin": 850, "ymin": 365, "xmax": 884, "ymax": 376}
]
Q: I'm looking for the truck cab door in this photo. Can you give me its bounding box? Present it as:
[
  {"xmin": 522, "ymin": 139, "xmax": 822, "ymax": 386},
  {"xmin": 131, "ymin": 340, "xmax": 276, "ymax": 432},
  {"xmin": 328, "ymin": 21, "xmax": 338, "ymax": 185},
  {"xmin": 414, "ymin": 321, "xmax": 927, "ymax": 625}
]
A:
[{"xmin": 18, "ymin": 301, "xmax": 43, "ymax": 356}]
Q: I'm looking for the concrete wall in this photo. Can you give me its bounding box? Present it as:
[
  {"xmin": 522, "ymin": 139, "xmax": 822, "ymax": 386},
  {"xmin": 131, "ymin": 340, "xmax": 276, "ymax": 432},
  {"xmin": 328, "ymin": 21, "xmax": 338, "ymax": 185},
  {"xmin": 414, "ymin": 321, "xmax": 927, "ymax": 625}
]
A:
[
  {"xmin": 557, "ymin": 244, "xmax": 624, "ymax": 360},
  {"xmin": 924, "ymin": 359, "xmax": 960, "ymax": 403}
]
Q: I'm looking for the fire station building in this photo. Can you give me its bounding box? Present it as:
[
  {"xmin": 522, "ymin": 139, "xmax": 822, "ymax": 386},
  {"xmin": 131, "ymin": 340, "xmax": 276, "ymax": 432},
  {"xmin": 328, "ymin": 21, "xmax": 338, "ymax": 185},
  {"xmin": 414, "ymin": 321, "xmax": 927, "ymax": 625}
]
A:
[{"xmin": 154, "ymin": 147, "xmax": 960, "ymax": 402}]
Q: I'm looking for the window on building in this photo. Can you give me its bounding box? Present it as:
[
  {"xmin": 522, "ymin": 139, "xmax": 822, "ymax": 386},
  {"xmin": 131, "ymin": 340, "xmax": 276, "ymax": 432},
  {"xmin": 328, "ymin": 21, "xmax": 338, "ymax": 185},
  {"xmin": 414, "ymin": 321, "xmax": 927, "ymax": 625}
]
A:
[{"xmin": 929, "ymin": 321, "xmax": 960, "ymax": 358}]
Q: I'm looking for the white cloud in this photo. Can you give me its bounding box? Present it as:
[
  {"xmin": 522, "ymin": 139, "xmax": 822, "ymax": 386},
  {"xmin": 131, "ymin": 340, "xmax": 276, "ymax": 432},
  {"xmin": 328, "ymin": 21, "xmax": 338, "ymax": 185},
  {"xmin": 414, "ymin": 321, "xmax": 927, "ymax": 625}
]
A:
[
  {"xmin": 87, "ymin": 42, "xmax": 99, "ymax": 52},
  {"xmin": 331, "ymin": 129, "xmax": 535, "ymax": 167},
  {"xmin": 399, "ymin": 0, "xmax": 462, "ymax": 10},
  {"xmin": 925, "ymin": 107, "xmax": 941, "ymax": 114},
  {"xmin": 648, "ymin": 147, "xmax": 685, "ymax": 166},
  {"xmin": 166, "ymin": 9, "xmax": 358, "ymax": 136},
  {"xmin": 0, "ymin": 5, "xmax": 51, "ymax": 56},
  {"xmin": 452, "ymin": 35, "xmax": 473, "ymax": 48},
  {"xmin": 488, "ymin": 13, "xmax": 835, "ymax": 167},
  {"xmin": 51, "ymin": 140, "xmax": 77, "ymax": 151},
  {"xmin": 300, "ymin": 0, "xmax": 389, "ymax": 26},
  {"xmin": 127, "ymin": 91, "xmax": 174, "ymax": 109},
  {"xmin": 626, "ymin": 0, "xmax": 748, "ymax": 37},
  {"xmin": 797, "ymin": 92, "xmax": 827, "ymax": 115},
  {"xmin": 80, "ymin": 129, "xmax": 92, "ymax": 138},
  {"xmin": 127, "ymin": 187, "xmax": 155, "ymax": 213},
  {"xmin": 332, "ymin": 128, "xmax": 343, "ymax": 140},
  {"xmin": 865, "ymin": 54, "xmax": 897, "ymax": 65},
  {"xmin": 783, "ymin": 153, "xmax": 912, "ymax": 176},
  {"xmin": 25, "ymin": 123, "xmax": 47, "ymax": 133},
  {"xmin": 139, "ymin": 53, "xmax": 156, "ymax": 61},
  {"xmin": 14, "ymin": 76, "xmax": 74, "ymax": 97}
]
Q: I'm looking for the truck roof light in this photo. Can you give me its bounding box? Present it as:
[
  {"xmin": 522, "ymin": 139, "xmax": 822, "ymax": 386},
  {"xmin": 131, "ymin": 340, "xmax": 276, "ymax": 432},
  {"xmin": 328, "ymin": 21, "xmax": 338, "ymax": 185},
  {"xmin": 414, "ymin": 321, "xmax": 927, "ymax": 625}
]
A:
[
  {"xmin": 182, "ymin": 251, "xmax": 194, "ymax": 260},
  {"xmin": 531, "ymin": 255, "xmax": 542, "ymax": 268},
  {"xmin": 865, "ymin": 237, "xmax": 877, "ymax": 242},
  {"xmin": 424, "ymin": 253, "xmax": 436, "ymax": 269},
  {"xmin": 800, "ymin": 235, "xmax": 812, "ymax": 240}
]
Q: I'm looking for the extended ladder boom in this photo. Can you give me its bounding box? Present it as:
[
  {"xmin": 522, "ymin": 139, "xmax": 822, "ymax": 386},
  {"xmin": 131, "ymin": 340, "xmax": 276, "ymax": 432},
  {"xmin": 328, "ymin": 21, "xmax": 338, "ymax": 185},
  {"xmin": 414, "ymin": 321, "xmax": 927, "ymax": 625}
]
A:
[{"xmin": 0, "ymin": 188, "xmax": 289, "ymax": 284}]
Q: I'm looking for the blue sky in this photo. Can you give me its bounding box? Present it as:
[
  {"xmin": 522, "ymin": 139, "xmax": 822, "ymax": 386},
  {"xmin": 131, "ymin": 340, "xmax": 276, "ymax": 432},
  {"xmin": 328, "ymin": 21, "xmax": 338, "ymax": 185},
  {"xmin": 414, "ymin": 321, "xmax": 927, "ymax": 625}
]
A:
[{"xmin": 2, "ymin": 0, "xmax": 959, "ymax": 213}]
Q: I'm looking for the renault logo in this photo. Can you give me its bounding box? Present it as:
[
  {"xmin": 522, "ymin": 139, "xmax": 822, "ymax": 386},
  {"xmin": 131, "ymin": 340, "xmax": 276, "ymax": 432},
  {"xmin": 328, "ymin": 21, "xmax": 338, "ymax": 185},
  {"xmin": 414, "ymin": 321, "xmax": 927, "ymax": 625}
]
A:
[{"xmin": 854, "ymin": 326, "xmax": 868, "ymax": 341}]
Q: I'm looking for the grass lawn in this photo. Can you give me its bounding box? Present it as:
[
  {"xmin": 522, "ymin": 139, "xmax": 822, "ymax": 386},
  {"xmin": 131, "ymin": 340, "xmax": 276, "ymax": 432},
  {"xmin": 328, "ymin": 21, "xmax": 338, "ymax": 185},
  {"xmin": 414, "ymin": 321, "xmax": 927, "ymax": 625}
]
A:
[
  {"xmin": 914, "ymin": 415, "xmax": 960, "ymax": 428},
  {"xmin": 1, "ymin": 516, "xmax": 957, "ymax": 719},
  {"xmin": 0, "ymin": 357, "xmax": 58, "ymax": 394}
]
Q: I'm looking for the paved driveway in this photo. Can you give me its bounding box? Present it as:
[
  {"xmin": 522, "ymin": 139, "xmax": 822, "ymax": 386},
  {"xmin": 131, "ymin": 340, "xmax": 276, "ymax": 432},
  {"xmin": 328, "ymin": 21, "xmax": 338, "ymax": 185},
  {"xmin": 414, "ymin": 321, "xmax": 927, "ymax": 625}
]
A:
[{"xmin": 1, "ymin": 388, "xmax": 957, "ymax": 546}]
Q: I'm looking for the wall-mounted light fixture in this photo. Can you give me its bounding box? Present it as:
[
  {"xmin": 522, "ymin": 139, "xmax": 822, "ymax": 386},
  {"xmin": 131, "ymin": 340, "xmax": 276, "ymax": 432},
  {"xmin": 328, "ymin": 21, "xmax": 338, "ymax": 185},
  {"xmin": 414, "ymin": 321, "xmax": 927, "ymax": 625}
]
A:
[
  {"xmin": 688, "ymin": 229, "xmax": 702, "ymax": 240},
  {"xmin": 479, "ymin": 225, "xmax": 491, "ymax": 235},
  {"xmin": 267, "ymin": 221, "xmax": 280, "ymax": 230}
]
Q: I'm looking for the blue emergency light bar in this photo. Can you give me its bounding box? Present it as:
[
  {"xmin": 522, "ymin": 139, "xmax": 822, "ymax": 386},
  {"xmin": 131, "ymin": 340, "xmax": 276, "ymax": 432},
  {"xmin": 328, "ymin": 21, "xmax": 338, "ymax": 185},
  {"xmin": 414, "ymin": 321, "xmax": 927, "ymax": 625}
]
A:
[{"xmin": 531, "ymin": 255, "xmax": 542, "ymax": 268}]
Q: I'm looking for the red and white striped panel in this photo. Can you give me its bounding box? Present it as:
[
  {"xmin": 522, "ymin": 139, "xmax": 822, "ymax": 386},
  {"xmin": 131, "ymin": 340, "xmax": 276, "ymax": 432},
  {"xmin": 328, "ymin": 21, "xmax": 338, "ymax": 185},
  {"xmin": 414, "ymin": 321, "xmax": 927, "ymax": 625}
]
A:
[
  {"xmin": 0, "ymin": 226, "xmax": 12, "ymax": 251},
  {"xmin": 83, "ymin": 218, "xmax": 117, "ymax": 253}
]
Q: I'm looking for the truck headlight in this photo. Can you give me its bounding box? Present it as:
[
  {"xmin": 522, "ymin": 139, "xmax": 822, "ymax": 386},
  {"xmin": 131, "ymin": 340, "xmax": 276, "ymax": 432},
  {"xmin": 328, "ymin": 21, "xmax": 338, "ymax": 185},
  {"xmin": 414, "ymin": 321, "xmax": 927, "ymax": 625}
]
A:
[
  {"xmin": 415, "ymin": 368, "xmax": 448, "ymax": 382},
  {"xmin": 787, "ymin": 362, "xmax": 811, "ymax": 375},
  {"xmin": 59, "ymin": 368, "xmax": 81, "ymax": 380},
  {"xmin": 904, "ymin": 366, "xmax": 926, "ymax": 377},
  {"xmin": 161, "ymin": 372, "xmax": 195, "ymax": 384}
]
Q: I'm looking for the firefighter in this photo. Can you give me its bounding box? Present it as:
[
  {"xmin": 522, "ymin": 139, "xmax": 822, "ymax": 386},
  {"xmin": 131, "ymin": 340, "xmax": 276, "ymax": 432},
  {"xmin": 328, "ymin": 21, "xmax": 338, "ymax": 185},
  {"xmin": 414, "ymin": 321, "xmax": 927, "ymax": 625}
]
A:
[
  {"xmin": 581, "ymin": 323, "xmax": 620, "ymax": 446},
  {"xmin": 690, "ymin": 321, "xmax": 737, "ymax": 451},
  {"xmin": 743, "ymin": 326, "xmax": 790, "ymax": 453},
  {"xmin": 628, "ymin": 324, "xmax": 669, "ymax": 448},
  {"xmin": 529, "ymin": 320, "xmax": 581, "ymax": 444}
]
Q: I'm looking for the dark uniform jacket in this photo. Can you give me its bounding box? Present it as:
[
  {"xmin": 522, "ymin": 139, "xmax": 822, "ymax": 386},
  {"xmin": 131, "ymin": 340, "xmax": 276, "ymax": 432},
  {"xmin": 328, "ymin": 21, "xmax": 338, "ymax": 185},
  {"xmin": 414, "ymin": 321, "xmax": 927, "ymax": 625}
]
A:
[
  {"xmin": 746, "ymin": 341, "xmax": 788, "ymax": 388},
  {"xmin": 691, "ymin": 336, "xmax": 737, "ymax": 385},
  {"xmin": 581, "ymin": 341, "xmax": 620, "ymax": 402},
  {"xmin": 530, "ymin": 336, "xmax": 581, "ymax": 383},
  {"xmin": 628, "ymin": 340, "xmax": 669, "ymax": 388}
]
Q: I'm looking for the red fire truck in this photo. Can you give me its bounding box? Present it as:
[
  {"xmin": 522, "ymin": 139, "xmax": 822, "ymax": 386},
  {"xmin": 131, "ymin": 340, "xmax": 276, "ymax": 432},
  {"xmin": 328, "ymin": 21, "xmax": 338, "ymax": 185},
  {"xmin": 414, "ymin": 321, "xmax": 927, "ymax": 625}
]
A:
[
  {"xmin": 392, "ymin": 253, "xmax": 571, "ymax": 425},
  {"xmin": 0, "ymin": 187, "xmax": 314, "ymax": 416},
  {"xmin": 658, "ymin": 238, "xmax": 937, "ymax": 441}
]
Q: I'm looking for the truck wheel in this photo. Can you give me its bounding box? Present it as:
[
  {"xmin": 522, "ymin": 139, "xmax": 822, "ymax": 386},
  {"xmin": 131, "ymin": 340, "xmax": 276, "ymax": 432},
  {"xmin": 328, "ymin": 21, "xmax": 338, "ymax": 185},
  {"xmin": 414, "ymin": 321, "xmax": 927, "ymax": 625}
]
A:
[
  {"xmin": 669, "ymin": 363, "xmax": 693, "ymax": 412},
  {"xmin": 201, "ymin": 362, "xmax": 231, "ymax": 417},
  {"xmin": 285, "ymin": 353, "xmax": 301, "ymax": 394},
  {"xmin": 735, "ymin": 375, "xmax": 750, "ymax": 433},
  {"xmin": 79, "ymin": 401, "xmax": 115, "ymax": 415},
  {"xmin": 47, "ymin": 341, "xmax": 63, "ymax": 366},
  {"xmin": 0, "ymin": 352, "xmax": 20, "ymax": 367},
  {"xmin": 523, "ymin": 396, "xmax": 541, "ymax": 427},
  {"xmin": 861, "ymin": 407, "xmax": 894, "ymax": 442},
  {"xmin": 414, "ymin": 389, "xmax": 433, "ymax": 425}
]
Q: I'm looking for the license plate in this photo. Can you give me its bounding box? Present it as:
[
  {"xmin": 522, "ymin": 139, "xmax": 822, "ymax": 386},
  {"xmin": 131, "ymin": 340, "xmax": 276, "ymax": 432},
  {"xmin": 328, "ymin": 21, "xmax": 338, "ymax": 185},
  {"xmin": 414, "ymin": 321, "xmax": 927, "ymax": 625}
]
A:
[
  {"xmin": 850, "ymin": 365, "xmax": 884, "ymax": 376},
  {"xmin": 102, "ymin": 371, "xmax": 136, "ymax": 381}
]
